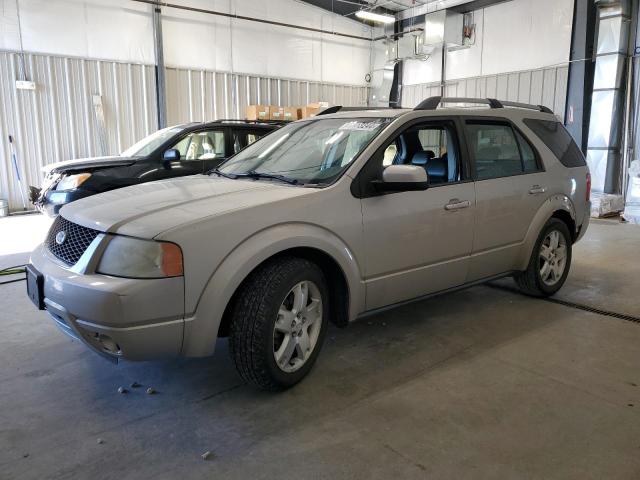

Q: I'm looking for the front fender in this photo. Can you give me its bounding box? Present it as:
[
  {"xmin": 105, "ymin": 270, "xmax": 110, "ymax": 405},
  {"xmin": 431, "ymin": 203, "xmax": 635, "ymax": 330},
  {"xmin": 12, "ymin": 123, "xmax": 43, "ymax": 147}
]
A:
[
  {"xmin": 515, "ymin": 194, "xmax": 576, "ymax": 271},
  {"xmin": 181, "ymin": 223, "xmax": 365, "ymax": 357}
]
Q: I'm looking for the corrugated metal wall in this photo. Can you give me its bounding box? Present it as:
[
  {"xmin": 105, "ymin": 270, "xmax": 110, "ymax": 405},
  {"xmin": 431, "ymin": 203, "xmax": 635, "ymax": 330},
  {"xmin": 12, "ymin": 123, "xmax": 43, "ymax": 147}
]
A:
[
  {"xmin": 0, "ymin": 51, "xmax": 368, "ymax": 211},
  {"xmin": 402, "ymin": 65, "xmax": 570, "ymax": 119},
  {"xmin": 165, "ymin": 67, "xmax": 368, "ymax": 124},
  {"xmin": 0, "ymin": 51, "xmax": 157, "ymax": 211}
]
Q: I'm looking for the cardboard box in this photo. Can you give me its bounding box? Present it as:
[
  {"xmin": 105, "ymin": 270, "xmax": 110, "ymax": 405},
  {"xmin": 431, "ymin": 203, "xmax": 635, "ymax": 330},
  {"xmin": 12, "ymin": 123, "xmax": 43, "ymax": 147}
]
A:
[
  {"xmin": 246, "ymin": 104, "xmax": 270, "ymax": 121},
  {"xmin": 282, "ymin": 107, "xmax": 301, "ymax": 121},
  {"xmin": 269, "ymin": 106, "xmax": 284, "ymax": 120},
  {"xmin": 301, "ymin": 102, "xmax": 330, "ymax": 119}
]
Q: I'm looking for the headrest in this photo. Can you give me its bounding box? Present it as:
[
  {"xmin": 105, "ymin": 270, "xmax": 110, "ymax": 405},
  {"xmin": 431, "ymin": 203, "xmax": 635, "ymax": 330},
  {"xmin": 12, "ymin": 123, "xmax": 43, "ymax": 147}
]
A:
[{"xmin": 411, "ymin": 150, "xmax": 435, "ymax": 165}]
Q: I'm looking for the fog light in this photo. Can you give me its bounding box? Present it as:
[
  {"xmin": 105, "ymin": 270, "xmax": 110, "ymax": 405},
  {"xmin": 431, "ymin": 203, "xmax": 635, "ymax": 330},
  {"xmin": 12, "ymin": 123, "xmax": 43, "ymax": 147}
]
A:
[{"xmin": 95, "ymin": 333, "xmax": 122, "ymax": 355}]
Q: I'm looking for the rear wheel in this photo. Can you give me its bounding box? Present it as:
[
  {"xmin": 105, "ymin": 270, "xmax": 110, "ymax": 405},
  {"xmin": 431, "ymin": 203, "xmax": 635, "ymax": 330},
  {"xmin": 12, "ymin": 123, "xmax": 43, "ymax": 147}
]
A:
[
  {"xmin": 229, "ymin": 256, "xmax": 328, "ymax": 390},
  {"xmin": 514, "ymin": 218, "xmax": 572, "ymax": 297}
]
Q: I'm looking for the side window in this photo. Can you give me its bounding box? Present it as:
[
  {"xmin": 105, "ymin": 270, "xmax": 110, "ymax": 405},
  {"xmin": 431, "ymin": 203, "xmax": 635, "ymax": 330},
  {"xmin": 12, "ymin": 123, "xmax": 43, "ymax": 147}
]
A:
[
  {"xmin": 515, "ymin": 130, "xmax": 539, "ymax": 173},
  {"xmin": 523, "ymin": 118, "xmax": 586, "ymax": 167},
  {"xmin": 172, "ymin": 130, "xmax": 226, "ymax": 160},
  {"xmin": 466, "ymin": 123, "xmax": 524, "ymax": 180},
  {"xmin": 382, "ymin": 142, "xmax": 398, "ymax": 166},
  {"xmin": 378, "ymin": 121, "xmax": 461, "ymax": 185},
  {"xmin": 233, "ymin": 132, "xmax": 246, "ymax": 154},
  {"xmin": 232, "ymin": 130, "xmax": 266, "ymax": 154}
]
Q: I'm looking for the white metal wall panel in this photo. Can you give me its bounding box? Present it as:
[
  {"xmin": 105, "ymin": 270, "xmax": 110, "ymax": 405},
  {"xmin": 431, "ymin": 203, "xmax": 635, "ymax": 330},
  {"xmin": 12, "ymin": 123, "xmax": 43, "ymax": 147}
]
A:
[
  {"xmin": 0, "ymin": 51, "xmax": 157, "ymax": 211},
  {"xmin": 165, "ymin": 67, "xmax": 368, "ymax": 124},
  {"xmin": 401, "ymin": 65, "xmax": 569, "ymax": 119}
]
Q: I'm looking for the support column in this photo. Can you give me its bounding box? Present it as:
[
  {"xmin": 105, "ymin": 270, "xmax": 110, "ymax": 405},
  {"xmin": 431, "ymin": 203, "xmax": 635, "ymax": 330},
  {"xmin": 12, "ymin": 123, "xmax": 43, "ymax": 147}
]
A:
[
  {"xmin": 564, "ymin": 0, "xmax": 598, "ymax": 152},
  {"xmin": 152, "ymin": 5, "xmax": 167, "ymax": 129}
]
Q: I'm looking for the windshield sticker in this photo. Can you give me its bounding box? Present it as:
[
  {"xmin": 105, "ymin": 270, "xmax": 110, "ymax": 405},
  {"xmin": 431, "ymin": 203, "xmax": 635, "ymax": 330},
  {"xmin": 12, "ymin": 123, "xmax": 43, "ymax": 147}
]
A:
[{"xmin": 339, "ymin": 121, "xmax": 383, "ymax": 131}]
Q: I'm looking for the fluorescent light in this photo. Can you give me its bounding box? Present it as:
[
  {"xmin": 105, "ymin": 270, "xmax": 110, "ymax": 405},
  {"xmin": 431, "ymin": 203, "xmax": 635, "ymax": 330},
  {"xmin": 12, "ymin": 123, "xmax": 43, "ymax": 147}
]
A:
[{"xmin": 355, "ymin": 10, "xmax": 395, "ymax": 24}]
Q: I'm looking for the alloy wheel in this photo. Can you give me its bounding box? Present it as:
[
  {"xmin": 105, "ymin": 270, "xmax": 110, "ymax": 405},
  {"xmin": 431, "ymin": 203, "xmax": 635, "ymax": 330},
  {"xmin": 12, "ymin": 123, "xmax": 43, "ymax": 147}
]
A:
[
  {"xmin": 538, "ymin": 230, "xmax": 567, "ymax": 286},
  {"xmin": 273, "ymin": 280, "xmax": 323, "ymax": 373}
]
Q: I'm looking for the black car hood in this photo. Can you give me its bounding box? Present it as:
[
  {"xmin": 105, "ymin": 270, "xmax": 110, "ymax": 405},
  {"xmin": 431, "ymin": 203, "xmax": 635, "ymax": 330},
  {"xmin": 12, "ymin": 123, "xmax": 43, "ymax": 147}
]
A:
[{"xmin": 46, "ymin": 155, "xmax": 139, "ymax": 173}]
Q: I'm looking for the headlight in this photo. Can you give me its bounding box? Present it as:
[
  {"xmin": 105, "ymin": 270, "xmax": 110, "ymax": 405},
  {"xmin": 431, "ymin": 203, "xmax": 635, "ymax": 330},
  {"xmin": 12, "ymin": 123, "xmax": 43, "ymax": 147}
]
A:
[
  {"xmin": 56, "ymin": 173, "xmax": 91, "ymax": 190},
  {"xmin": 97, "ymin": 236, "xmax": 183, "ymax": 278}
]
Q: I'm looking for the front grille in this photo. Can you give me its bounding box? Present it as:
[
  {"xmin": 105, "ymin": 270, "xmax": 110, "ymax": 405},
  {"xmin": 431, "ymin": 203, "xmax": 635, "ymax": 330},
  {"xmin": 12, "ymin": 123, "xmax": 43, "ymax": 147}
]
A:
[{"xmin": 45, "ymin": 216, "xmax": 100, "ymax": 265}]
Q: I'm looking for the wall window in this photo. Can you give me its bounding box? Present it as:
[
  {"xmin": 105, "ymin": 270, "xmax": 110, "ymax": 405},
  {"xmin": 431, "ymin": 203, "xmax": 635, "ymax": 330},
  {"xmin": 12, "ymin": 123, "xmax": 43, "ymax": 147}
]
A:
[{"xmin": 466, "ymin": 122, "xmax": 539, "ymax": 180}]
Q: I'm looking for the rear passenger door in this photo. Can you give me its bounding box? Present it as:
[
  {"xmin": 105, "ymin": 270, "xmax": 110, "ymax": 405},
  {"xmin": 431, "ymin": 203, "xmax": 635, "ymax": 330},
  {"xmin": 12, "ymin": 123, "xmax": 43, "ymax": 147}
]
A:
[{"xmin": 464, "ymin": 119, "xmax": 547, "ymax": 281}]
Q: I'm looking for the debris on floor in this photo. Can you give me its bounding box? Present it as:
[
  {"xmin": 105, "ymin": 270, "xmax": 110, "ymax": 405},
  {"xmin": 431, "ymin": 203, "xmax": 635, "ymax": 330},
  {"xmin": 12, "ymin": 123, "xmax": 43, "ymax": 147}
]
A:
[
  {"xmin": 130, "ymin": 381, "xmax": 141, "ymax": 388},
  {"xmin": 97, "ymin": 438, "xmax": 104, "ymax": 445},
  {"xmin": 146, "ymin": 387, "xmax": 156, "ymax": 395},
  {"xmin": 117, "ymin": 387, "xmax": 128, "ymax": 394},
  {"xmin": 201, "ymin": 451, "xmax": 213, "ymax": 461}
]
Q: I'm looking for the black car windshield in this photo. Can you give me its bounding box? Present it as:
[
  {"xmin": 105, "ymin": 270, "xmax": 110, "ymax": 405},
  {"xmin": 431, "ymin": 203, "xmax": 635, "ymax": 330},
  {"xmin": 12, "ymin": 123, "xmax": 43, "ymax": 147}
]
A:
[
  {"xmin": 121, "ymin": 126, "xmax": 185, "ymax": 157},
  {"xmin": 218, "ymin": 117, "xmax": 391, "ymax": 185}
]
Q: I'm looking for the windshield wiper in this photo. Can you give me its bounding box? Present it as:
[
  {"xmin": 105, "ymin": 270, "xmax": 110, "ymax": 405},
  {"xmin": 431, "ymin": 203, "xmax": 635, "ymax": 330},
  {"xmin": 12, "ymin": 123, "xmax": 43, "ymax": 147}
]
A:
[
  {"xmin": 208, "ymin": 168, "xmax": 237, "ymax": 179},
  {"xmin": 234, "ymin": 170, "xmax": 299, "ymax": 185}
]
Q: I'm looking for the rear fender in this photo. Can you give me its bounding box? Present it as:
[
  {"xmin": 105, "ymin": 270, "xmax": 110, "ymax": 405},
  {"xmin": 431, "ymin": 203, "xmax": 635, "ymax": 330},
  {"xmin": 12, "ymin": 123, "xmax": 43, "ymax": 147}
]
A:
[{"xmin": 515, "ymin": 194, "xmax": 576, "ymax": 271}]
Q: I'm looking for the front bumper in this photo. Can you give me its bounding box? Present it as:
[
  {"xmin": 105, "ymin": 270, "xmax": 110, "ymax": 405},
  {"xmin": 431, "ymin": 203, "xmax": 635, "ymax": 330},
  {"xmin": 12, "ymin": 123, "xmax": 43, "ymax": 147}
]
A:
[{"xmin": 29, "ymin": 243, "xmax": 185, "ymax": 361}]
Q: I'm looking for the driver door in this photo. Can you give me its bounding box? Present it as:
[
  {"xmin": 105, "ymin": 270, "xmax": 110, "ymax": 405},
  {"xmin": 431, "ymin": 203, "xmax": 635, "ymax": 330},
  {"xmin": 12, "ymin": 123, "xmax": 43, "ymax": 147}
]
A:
[{"xmin": 358, "ymin": 118, "xmax": 476, "ymax": 310}]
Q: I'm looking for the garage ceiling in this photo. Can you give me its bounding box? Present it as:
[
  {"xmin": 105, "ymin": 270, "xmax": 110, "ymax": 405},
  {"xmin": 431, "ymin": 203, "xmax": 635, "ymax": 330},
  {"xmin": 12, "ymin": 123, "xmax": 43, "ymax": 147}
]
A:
[{"xmin": 300, "ymin": 0, "xmax": 506, "ymax": 22}]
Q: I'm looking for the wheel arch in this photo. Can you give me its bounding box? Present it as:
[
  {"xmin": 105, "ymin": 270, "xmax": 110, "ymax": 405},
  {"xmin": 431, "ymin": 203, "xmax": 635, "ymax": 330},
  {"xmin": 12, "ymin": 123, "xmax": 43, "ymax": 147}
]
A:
[
  {"xmin": 516, "ymin": 194, "xmax": 577, "ymax": 272},
  {"xmin": 181, "ymin": 223, "xmax": 364, "ymax": 357}
]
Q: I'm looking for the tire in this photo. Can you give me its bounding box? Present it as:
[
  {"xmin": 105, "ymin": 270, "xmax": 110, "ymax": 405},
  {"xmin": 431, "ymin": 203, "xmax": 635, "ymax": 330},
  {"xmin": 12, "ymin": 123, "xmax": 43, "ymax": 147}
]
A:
[
  {"xmin": 514, "ymin": 218, "xmax": 572, "ymax": 297},
  {"xmin": 228, "ymin": 256, "xmax": 329, "ymax": 390}
]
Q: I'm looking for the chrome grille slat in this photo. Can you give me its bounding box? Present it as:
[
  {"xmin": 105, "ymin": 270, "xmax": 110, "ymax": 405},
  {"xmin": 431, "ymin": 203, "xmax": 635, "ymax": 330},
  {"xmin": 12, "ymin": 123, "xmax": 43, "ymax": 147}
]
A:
[{"xmin": 44, "ymin": 216, "xmax": 100, "ymax": 266}]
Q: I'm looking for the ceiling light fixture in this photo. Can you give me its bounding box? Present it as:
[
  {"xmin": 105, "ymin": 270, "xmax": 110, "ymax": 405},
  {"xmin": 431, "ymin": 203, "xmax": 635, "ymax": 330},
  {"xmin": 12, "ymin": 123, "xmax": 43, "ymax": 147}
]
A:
[{"xmin": 355, "ymin": 10, "xmax": 396, "ymax": 24}]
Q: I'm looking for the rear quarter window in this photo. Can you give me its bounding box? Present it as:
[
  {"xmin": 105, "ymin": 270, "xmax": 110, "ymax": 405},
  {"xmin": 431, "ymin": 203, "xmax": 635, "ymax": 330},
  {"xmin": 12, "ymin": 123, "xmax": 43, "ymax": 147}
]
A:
[{"xmin": 523, "ymin": 119, "xmax": 586, "ymax": 168}]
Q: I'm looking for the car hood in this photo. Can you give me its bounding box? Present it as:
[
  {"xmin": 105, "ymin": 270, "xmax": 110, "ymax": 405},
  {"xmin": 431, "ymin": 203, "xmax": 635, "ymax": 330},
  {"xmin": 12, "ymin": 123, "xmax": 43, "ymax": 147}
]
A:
[
  {"xmin": 44, "ymin": 156, "xmax": 138, "ymax": 173},
  {"xmin": 60, "ymin": 175, "xmax": 316, "ymax": 238}
]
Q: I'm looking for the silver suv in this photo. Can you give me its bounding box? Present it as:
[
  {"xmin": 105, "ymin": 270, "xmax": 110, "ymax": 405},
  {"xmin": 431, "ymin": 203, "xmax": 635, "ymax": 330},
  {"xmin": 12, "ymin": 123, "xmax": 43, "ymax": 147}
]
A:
[{"xmin": 27, "ymin": 97, "xmax": 591, "ymax": 390}]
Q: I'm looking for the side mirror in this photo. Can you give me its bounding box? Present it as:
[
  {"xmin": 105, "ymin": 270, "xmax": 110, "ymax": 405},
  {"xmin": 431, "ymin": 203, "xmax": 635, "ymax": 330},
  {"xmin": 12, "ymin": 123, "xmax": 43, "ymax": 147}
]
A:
[
  {"xmin": 372, "ymin": 165, "xmax": 429, "ymax": 192},
  {"xmin": 162, "ymin": 149, "xmax": 180, "ymax": 165}
]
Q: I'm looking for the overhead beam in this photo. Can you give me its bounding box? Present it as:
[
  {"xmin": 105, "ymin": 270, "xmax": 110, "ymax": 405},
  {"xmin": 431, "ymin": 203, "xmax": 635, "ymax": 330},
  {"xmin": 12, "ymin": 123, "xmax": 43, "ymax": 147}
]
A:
[{"xmin": 131, "ymin": 0, "xmax": 372, "ymax": 41}]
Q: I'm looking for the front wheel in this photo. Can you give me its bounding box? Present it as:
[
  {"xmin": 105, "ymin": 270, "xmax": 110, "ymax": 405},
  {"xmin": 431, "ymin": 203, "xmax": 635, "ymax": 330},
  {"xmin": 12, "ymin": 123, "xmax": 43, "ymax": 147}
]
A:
[
  {"xmin": 229, "ymin": 256, "xmax": 329, "ymax": 390},
  {"xmin": 514, "ymin": 218, "xmax": 572, "ymax": 297}
]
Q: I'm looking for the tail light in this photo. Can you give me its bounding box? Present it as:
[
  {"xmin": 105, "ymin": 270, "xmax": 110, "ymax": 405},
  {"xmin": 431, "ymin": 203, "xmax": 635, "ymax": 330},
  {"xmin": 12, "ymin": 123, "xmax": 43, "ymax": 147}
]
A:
[{"xmin": 586, "ymin": 172, "xmax": 591, "ymax": 201}]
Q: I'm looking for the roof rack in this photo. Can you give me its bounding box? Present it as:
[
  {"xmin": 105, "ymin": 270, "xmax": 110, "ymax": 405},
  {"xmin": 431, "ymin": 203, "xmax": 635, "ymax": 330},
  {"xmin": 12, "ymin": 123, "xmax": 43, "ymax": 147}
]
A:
[
  {"xmin": 413, "ymin": 96, "xmax": 553, "ymax": 114},
  {"xmin": 316, "ymin": 106, "xmax": 401, "ymax": 116},
  {"xmin": 216, "ymin": 119, "xmax": 286, "ymax": 124}
]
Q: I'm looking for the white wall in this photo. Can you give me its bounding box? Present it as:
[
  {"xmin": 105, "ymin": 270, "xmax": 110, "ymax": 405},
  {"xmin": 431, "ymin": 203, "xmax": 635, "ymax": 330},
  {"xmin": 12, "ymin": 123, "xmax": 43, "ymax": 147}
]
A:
[
  {"xmin": 0, "ymin": 0, "xmax": 154, "ymax": 63},
  {"xmin": 0, "ymin": 0, "xmax": 372, "ymax": 85},
  {"xmin": 399, "ymin": 0, "xmax": 574, "ymax": 86},
  {"xmin": 161, "ymin": 0, "xmax": 372, "ymax": 85}
]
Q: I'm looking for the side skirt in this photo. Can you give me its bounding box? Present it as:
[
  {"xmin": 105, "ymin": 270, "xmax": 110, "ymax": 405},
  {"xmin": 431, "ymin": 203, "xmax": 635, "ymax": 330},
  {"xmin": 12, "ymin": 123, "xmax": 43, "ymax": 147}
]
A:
[{"xmin": 355, "ymin": 271, "xmax": 516, "ymax": 321}]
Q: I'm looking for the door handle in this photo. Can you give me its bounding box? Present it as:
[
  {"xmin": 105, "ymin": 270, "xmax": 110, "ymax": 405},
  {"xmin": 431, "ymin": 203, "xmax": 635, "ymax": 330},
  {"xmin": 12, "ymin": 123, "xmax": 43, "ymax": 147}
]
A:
[
  {"xmin": 529, "ymin": 185, "xmax": 546, "ymax": 195},
  {"xmin": 444, "ymin": 199, "xmax": 471, "ymax": 211}
]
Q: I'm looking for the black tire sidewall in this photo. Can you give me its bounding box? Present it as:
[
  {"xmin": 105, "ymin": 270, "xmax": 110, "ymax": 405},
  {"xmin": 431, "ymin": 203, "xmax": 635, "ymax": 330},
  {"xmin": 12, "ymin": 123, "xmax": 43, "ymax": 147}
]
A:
[
  {"xmin": 261, "ymin": 261, "xmax": 329, "ymax": 388},
  {"xmin": 532, "ymin": 219, "xmax": 572, "ymax": 295}
]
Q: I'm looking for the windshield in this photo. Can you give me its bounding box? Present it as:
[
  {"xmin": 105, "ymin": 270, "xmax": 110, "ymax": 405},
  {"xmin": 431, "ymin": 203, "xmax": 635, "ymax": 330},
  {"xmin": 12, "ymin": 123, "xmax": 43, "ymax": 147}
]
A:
[
  {"xmin": 218, "ymin": 117, "xmax": 391, "ymax": 185},
  {"xmin": 121, "ymin": 126, "xmax": 185, "ymax": 157}
]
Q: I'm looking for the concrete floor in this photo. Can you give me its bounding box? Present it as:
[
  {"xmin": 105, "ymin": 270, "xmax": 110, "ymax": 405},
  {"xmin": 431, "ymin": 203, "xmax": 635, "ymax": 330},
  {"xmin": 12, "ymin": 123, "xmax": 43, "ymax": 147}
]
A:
[{"xmin": 1, "ymin": 215, "xmax": 639, "ymax": 480}]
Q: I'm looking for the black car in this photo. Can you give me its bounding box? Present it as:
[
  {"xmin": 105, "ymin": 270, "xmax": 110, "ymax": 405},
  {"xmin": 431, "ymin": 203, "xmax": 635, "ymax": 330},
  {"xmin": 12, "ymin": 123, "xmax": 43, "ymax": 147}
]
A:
[{"xmin": 32, "ymin": 120, "xmax": 282, "ymax": 216}]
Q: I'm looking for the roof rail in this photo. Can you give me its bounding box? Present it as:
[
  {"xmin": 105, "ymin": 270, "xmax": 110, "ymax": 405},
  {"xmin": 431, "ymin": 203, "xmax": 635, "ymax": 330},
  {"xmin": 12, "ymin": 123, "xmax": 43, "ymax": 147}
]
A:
[
  {"xmin": 316, "ymin": 105, "xmax": 402, "ymax": 116},
  {"xmin": 216, "ymin": 119, "xmax": 286, "ymax": 125},
  {"xmin": 413, "ymin": 96, "xmax": 553, "ymax": 114}
]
